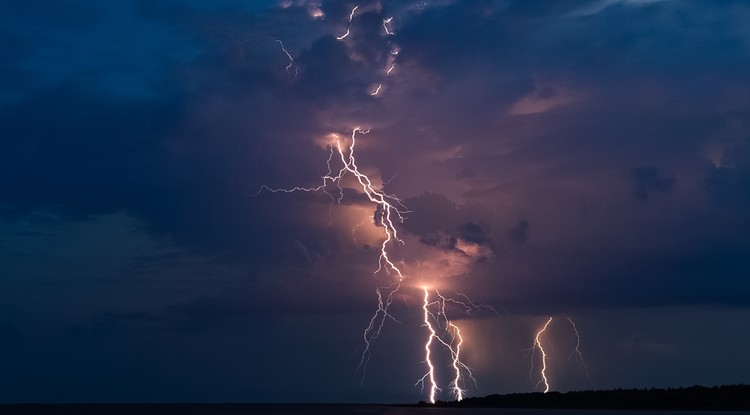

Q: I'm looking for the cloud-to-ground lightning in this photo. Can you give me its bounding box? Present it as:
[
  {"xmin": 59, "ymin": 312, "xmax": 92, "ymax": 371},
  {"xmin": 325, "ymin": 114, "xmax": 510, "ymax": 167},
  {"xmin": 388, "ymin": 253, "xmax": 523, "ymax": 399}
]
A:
[
  {"xmin": 529, "ymin": 317, "xmax": 591, "ymax": 393},
  {"xmin": 255, "ymin": 4, "xmax": 504, "ymax": 403},
  {"xmin": 416, "ymin": 287, "xmax": 492, "ymax": 403},
  {"xmin": 566, "ymin": 317, "xmax": 592, "ymax": 384},
  {"xmin": 418, "ymin": 287, "xmax": 441, "ymax": 404},
  {"xmin": 530, "ymin": 317, "xmax": 553, "ymax": 393}
]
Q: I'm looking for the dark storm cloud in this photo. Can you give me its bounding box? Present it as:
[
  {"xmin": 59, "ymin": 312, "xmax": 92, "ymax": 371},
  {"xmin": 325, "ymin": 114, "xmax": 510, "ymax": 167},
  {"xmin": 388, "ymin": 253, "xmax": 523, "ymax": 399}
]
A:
[
  {"xmin": 401, "ymin": 192, "xmax": 461, "ymax": 236},
  {"xmin": 71, "ymin": 311, "xmax": 162, "ymax": 337},
  {"xmin": 1, "ymin": 1, "xmax": 103, "ymax": 30},
  {"xmin": 2, "ymin": 0, "xmax": 748, "ymax": 309},
  {"xmin": 0, "ymin": 81, "xmax": 177, "ymax": 210},
  {"xmin": 1, "ymin": 1, "xmax": 334, "ymax": 258},
  {"xmin": 3, "ymin": 0, "xmax": 750, "ymax": 402},
  {"xmin": 705, "ymin": 141, "xmax": 750, "ymax": 208},
  {"xmin": 380, "ymin": 0, "xmax": 750, "ymax": 313},
  {"xmin": 631, "ymin": 166, "xmax": 676, "ymax": 202},
  {"xmin": 295, "ymin": 35, "xmax": 375, "ymax": 102},
  {"xmin": 456, "ymin": 167, "xmax": 478, "ymax": 180},
  {"xmin": 508, "ymin": 219, "xmax": 530, "ymax": 245},
  {"xmin": 0, "ymin": 27, "xmax": 34, "ymax": 99}
]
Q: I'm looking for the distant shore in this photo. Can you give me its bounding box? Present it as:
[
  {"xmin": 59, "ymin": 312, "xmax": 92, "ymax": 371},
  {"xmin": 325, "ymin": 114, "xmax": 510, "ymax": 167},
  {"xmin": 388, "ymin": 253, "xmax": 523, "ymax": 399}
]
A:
[
  {"xmin": 2, "ymin": 385, "xmax": 748, "ymax": 414},
  {"xmin": 424, "ymin": 384, "xmax": 750, "ymax": 411}
]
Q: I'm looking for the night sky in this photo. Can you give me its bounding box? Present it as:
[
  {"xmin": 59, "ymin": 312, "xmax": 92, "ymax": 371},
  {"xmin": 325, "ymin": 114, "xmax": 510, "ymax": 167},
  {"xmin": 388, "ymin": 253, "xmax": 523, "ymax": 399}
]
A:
[{"xmin": 2, "ymin": 0, "xmax": 750, "ymax": 404}]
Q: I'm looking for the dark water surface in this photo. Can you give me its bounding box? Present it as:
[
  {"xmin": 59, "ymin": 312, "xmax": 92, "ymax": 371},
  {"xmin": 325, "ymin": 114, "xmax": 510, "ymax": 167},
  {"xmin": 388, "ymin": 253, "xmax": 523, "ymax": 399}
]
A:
[{"xmin": 0, "ymin": 405, "xmax": 745, "ymax": 415}]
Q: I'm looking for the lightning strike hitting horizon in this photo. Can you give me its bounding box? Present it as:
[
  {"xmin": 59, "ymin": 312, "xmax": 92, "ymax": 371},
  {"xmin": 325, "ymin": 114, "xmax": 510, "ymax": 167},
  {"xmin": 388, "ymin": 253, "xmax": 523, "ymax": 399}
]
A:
[
  {"xmin": 255, "ymin": 4, "xmax": 498, "ymax": 403},
  {"xmin": 418, "ymin": 287, "xmax": 440, "ymax": 404},
  {"xmin": 530, "ymin": 317, "xmax": 553, "ymax": 393},
  {"xmin": 528, "ymin": 317, "xmax": 591, "ymax": 393},
  {"xmin": 416, "ymin": 287, "xmax": 491, "ymax": 403},
  {"xmin": 566, "ymin": 317, "xmax": 592, "ymax": 382}
]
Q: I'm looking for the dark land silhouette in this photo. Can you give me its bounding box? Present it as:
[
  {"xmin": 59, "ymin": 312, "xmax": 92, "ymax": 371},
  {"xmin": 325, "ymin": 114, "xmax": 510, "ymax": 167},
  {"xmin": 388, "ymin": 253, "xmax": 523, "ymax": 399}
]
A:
[{"xmin": 423, "ymin": 384, "xmax": 750, "ymax": 411}]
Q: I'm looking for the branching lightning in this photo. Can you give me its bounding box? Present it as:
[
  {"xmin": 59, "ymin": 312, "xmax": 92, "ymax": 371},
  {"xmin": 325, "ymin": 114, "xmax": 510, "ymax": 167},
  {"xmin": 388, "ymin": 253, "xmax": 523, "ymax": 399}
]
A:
[
  {"xmin": 418, "ymin": 287, "xmax": 441, "ymax": 404},
  {"xmin": 416, "ymin": 287, "xmax": 492, "ymax": 403},
  {"xmin": 254, "ymin": 3, "xmax": 519, "ymax": 403},
  {"xmin": 566, "ymin": 317, "xmax": 592, "ymax": 383},
  {"xmin": 254, "ymin": 127, "xmax": 409, "ymax": 378},
  {"xmin": 530, "ymin": 317, "xmax": 553, "ymax": 393},
  {"xmin": 528, "ymin": 317, "xmax": 591, "ymax": 393}
]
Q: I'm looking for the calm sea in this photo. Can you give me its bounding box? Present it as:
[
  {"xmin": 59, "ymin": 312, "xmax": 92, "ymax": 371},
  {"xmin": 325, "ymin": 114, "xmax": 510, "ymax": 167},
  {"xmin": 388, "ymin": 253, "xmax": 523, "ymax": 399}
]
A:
[{"xmin": 0, "ymin": 405, "xmax": 746, "ymax": 415}]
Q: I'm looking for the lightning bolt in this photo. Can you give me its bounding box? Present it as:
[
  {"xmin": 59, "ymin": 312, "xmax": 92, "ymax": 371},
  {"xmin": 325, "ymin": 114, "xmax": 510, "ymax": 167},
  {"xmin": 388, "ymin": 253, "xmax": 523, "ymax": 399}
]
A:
[
  {"xmin": 383, "ymin": 17, "xmax": 394, "ymax": 36},
  {"xmin": 255, "ymin": 3, "xmax": 504, "ymax": 402},
  {"xmin": 416, "ymin": 287, "xmax": 490, "ymax": 402},
  {"xmin": 254, "ymin": 127, "xmax": 409, "ymax": 379},
  {"xmin": 528, "ymin": 317, "xmax": 591, "ymax": 393},
  {"xmin": 336, "ymin": 5, "xmax": 359, "ymax": 40},
  {"xmin": 566, "ymin": 317, "xmax": 592, "ymax": 383},
  {"xmin": 271, "ymin": 38, "xmax": 295, "ymax": 73},
  {"xmin": 530, "ymin": 317, "xmax": 553, "ymax": 393},
  {"xmin": 417, "ymin": 287, "xmax": 440, "ymax": 404}
]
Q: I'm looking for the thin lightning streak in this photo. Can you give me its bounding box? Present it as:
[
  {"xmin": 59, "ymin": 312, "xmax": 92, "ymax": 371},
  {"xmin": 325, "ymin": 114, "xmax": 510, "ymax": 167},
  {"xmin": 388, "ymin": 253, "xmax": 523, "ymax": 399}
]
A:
[
  {"xmin": 271, "ymin": 38, "xmax": 295, "ymax": 73},
  {"xmin": 530, "ymin": 317, "xmax": 553, "ymax": 393},
  {"xmin": 336, "ymin": 5, "xmax": 359, "ymax": 40},
  {"xmin": 434, "ymin": 290, "xmax": 476, "ymax": 401},
  {"xmin": 358, "ymin": 282, "xmax": 401, "ymax": 380},
  {"xmin": 451, "ymin": 293, "xmax": 501, "ymax": 317},
  {"xmin": 566, "ymin": 317, "xmax": 591, "ymax": 381},
  {"xmin": 448, "ymin": 320, "xmax": 466, "ymax": 401},
  {"xmin": 371, "ymin": 83, "xmax": 383, "ymax": 96},
  {"xmin": 351, "ymin": 217, "xmax": 367, "ymax": 244}
]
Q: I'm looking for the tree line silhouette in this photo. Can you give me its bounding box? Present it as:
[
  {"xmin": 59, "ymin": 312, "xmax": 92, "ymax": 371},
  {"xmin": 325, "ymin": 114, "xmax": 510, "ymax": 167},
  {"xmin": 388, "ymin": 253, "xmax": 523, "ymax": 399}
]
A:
[{"xmin": 423, "ymin": 385, "xmax": 750, "ymax": 411}]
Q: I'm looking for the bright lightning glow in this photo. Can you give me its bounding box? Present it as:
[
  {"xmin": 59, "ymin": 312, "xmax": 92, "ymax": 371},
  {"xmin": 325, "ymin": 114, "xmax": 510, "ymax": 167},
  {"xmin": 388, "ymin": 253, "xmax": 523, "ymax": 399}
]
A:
[
  {"xmin": 254, "ymin": 127, "xmax": 409, "ymax": 377},
  {"xmin": 417, "ymin": 287, "xmax": 440, "ymax": 404},
  {"xmin": 448, "ymin": 320, "xmax": 466, "ymax": 401},
  {"xmin": 336, "ymin": 5, "xmax": 359, "ymax": 40},
  {"xmin": 255, "ymin": 4, "xmax": 513, "ymax": 402},
  {"xmin": 530, "ymin": 317, "xmax": 553, "ymax": 393},
  {"xmin": 416, "ymin": 287, "xmax": 488, "ymax": 402},
  {"xmin": 383, "ymin": 17, "xmax": 394, "ymax": 35},
  {"xmin": 348, "ymin": 5, "xmax": 359, "ymax": 22}
]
